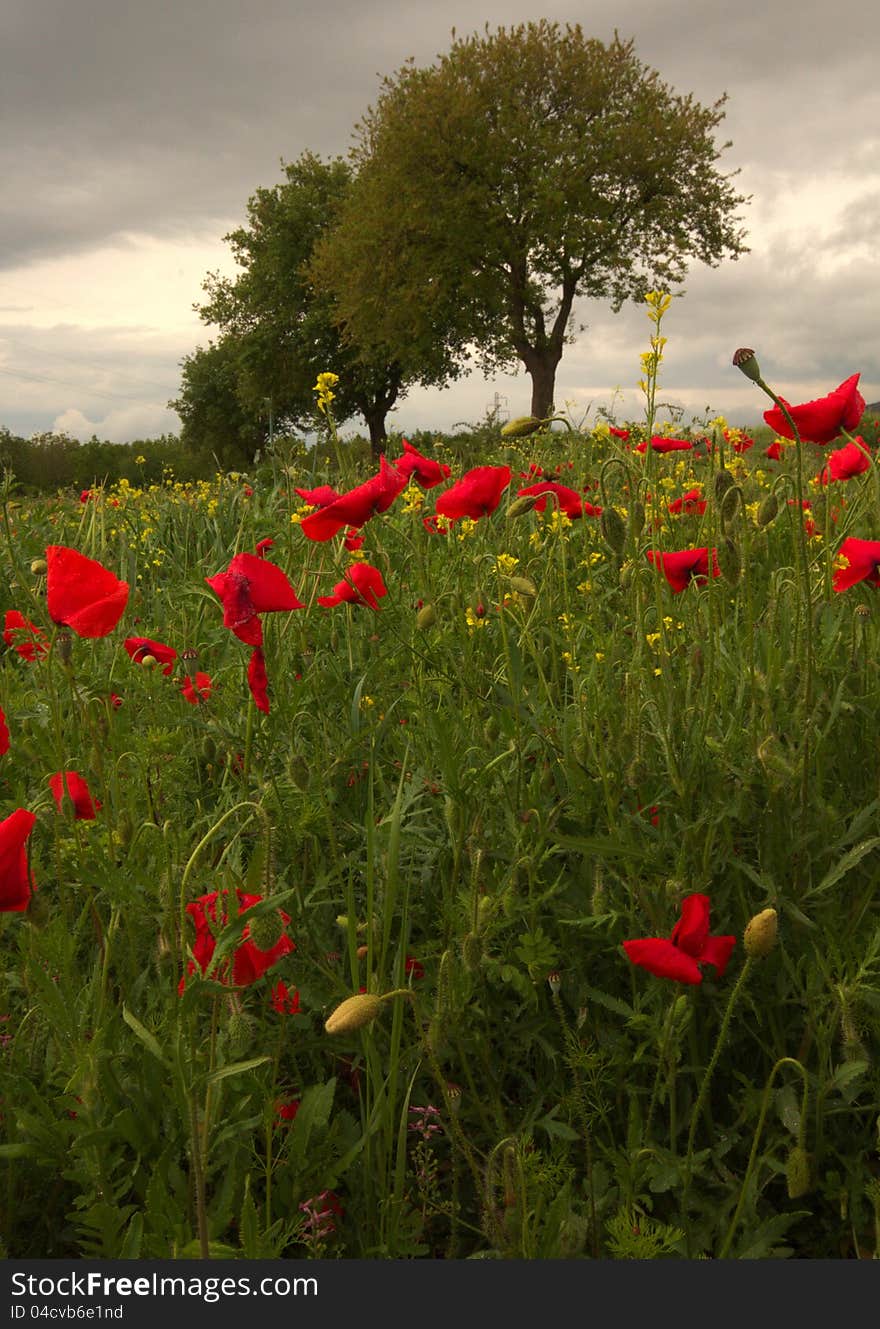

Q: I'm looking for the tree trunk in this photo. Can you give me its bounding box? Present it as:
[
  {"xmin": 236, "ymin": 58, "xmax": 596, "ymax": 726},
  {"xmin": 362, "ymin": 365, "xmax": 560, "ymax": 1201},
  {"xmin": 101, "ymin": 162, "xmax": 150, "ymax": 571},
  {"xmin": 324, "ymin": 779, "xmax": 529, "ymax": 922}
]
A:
[
  {"xmin": 363, "ymin": 407, "xmax": 388, "ymax": 460},
  {"xmin": 526, "ymin": 350, "xmax": 561, "ymax": 422}
]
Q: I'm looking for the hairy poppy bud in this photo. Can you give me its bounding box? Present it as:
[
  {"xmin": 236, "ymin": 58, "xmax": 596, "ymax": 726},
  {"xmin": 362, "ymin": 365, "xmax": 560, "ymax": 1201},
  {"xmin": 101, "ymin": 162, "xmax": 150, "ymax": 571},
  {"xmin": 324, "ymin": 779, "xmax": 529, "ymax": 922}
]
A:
[
  {"xmin": 718, "ymin": 536, "xmax": 741, "ymax": 586},
  {"xmin": 785, "ymin": 1145, "xmax": 811, "ymax": 1199},
  {"xmin": 288, "ymin": 755, "xmax": 309, "ymax": 790},
  {"xmin": 30, "ymin": 558, "xmax": 48, "ymax": 576},
  {"xmin": 416, "ymin": 602, "xmax": 436, "ymax": 629},
  {"xmin": 246, "ymin": 910, "xmax": 286, "ymax": 952},
  {"xmin": 324, "ymin": 992, "xmax": 384, "ymax": 1036},
  {"xmin": 226, "ymin": 1009, "xmax": 252, "ymax": 1056},
  {"xmin": 720, "ymin": 485, "xmax": 741, "ymax": 527},
  {"xmin": 628, "ymin": 500, "xmax": 646, "ymax": 541},
  {"xmin": 732, "ymin": 348, "xmax": 762, "ymax": 383},
  {"xmin": 501, "ymin": 415, "xmax": 543, "ymax": 438},
  {"xmin": 756, "ymin": 493, "xmax": 779, "ymax": 528},
  {"xmin": 461, "ymin": 931, "xmax": 482, "ymax": 972},
  {"xmin": 509, "ymin": 574, "xmax": 538, "ymax": 599},
  {"xmin": 744, "ymin": 907, "xmax": 778, "ymax": 958},
  {"xmin": 140, "ymin": 654, "xmax": 158, "ymax": 668},
  {"xmin": 601, "ymin": 508, "xmax": 626, "ymax": 557},
  {"xmin": 714, "ymin": 468, "xmax": 735, "ymax": 502},
  {"xmin": 507, "ymin": 494, "xmax": 539, "ymax": 518}
]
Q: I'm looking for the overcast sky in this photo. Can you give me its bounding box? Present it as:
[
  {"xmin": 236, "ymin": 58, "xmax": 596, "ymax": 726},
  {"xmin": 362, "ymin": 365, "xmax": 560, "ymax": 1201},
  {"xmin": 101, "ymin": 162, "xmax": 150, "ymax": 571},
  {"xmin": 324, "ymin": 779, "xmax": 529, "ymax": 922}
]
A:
[{"xmin": 1, "ymin": 0, "xmax": 878, "ymax": 445}]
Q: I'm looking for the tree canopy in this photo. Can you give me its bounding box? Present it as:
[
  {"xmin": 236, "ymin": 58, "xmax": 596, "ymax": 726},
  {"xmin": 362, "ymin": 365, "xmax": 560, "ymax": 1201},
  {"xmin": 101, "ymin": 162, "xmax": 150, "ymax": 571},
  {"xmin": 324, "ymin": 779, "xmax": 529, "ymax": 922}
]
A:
[{"xmin": 311, "ymin": 22, "xmax": 749, "ymax": 421}]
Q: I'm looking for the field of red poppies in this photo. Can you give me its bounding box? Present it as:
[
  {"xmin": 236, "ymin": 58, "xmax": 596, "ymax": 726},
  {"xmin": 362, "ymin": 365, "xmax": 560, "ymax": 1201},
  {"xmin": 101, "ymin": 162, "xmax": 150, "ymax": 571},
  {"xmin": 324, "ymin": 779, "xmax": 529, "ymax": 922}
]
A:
[{"xmin": 1, "ymin": 312, "xmax": 879, "ymax": 1260}]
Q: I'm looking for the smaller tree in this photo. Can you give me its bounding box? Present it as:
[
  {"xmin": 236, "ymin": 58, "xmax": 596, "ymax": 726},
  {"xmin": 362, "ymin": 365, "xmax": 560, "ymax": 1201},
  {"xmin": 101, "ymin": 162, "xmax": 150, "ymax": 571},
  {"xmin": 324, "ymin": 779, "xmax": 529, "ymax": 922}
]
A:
[{"xmin": 170, "ymin": 338, "xmax": 265, "ymax": 469}]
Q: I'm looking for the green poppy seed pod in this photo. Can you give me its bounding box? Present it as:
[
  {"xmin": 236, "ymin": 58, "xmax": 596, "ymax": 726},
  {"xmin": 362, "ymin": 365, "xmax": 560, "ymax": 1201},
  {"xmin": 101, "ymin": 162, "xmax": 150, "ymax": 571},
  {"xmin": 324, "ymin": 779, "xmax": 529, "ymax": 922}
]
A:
[
  {"xmin": 785, "ymin": 1146, "xmax": 812, "ymax": 1199},
  {"xmin": 461, "ymin": 931, "xmax": 482, "ymax": 972},
  {"xmin": 509, "ymin": 574, "xmax": 538, "ymax": 599},
  {"xmin": 246, "ymin": 909, "xmax": 286, "ymax": 952},
  {"xmin": 732, "ymin": 347, "xmax": 763, "ymax": 383},
  {"xmin": 601, "ymin": 508, "xmax": 626, "ymax": 557},
  {"xmin": 416, "ymin": 602, "xmax": 437, "ymax": 629},
  {"xmin": 720, "ymin": 485, "xmax": 742, "ymax": 527},
  {"xmin": 718, "ymin": 536, "xmax": 741, "ymax": 586},
  {"xmin": 756, "ymin": 493, "xmax": 779, "ymax": 528},
  {"xmin": 288, "ymin": 755, "xmax": 309, "ymax": 790},
  {"xmin": 714, "ymin": 468, "xmax": 735, "ymax": 503},
  {"xmin": 324, "ymin": 992, "xmax": 384, "ymax": 1036},
  {"xmin": 744, "ymin": 907, "xmax": 778, "ymax": 958},
  {"xmin": 501, "ymin": 415, "xmax": 543, "ymax": 438},
  {"xmin": 226, "ymin": 1009, "xmax": 253, "ymax": 1057},
  {"xmin": 30, "ymin": 557, "xmax": 48, "ymax": 576},
  {"xmin": 628, "ymin": 499, "xmax": 646, "ymax": 541},
  {"xmin": 507, "ymin": 494, "xmax": 539, "ymax": 518}
]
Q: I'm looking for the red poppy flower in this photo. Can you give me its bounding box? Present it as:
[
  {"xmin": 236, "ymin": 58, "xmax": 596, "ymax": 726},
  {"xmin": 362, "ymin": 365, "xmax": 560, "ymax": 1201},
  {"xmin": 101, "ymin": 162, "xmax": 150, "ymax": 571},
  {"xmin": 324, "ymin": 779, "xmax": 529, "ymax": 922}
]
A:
[
  {"xmin": 392, "ymin": 438, "xmax": 451, "ymax": 489},
  {"xmin": 405, "ymin": 956, "xmax": 425, "ymax": 981},
  {"xmin": 79, "ymin": 489, "xmax": 94, "ymax": 504},
  {"xmin": 181, "ymin": 671, "xmax": 213, "ymax": 705},
  {"xmin": 725, "ymin": 429, "xmax": 755, "ymax": 454},
  {"xmin": 294, "ymin": 484, "xmax": 340, "ymax": 508},
  {"xmin": 516, "ymin": 482, "xmax": 586, "ymax": 519},
  {"xmin": 832, "ymin": 537, "xmax": 880, "ymax": 592},
  {"xmin": 49, "ymin": 771, "xmax": 101, "ymax": 820},
  {"xmin": 422, "ymin": 514, "xmax": 449, "ymax": 534},
  {"xmin": 765, "ymin": 441, "xmax": 784, "ymax": 461},
  {"xmin": 181, "ymin": 889, "xmax": 294, "ymax": 990},
  {"xmin": 300, "ymin": 457, "xmax": 407, "ymax": 542},
  {"xmin": 646, "ymin": 547, "xmax": 721, "ymax": 593},
  {"xmin": 763, "ymin": 373, "xmax": 865, "ymax": 445},
  {"xmin": 623, "ymin": 893, "xmax": 736, "ymax": 985},
  {"xmin": 276, "ymin": 1098, "xmax": 301, "ymax": 1122},
  {"xmin": 271, "ymin": 980, "xmax": 301, "ymax": 1015},
  {"xmin": 343, "ymin": 528, "xmax": 365, "ymax": 551},
  {"xmin": 819, "ymin": 439, "xmax": 871, "ymax": 485},
  {"xmin": 254, "ymin": 537, "xmax": 274, "ymax": 558},
  {"xmin": 434, "ymin": 465, "xmax": 512, "ymax": 522},
  {"xmin": 0, "ymin": 707, "xmax": 8, "ymax": 756},
  {"xmin": 243, "ymin": 485, "xmax": 254, "ymax": 498},
  {"xmin": 609, "ymin": 426, "xmax": 630, "ymax": 441},
  {"xmin": 46, "ymin": 546, "xmax": 129, "ymax": 638},
  {"xmin": 667, "ymin": 488, "xmax": 707, "ymax": 516},
  {"xmin": 4, "ymin": 610, "xmax": 48, "ymax": 662},
  {"xmin": 124, "ymin": 636, "xmax": 178, "ymax": 675},
  {"xmin": 635, "ymin": 436, "xmax": 694, "ymax": 454},
  {"xmin": 0, "ymin": 809, "xmax": 37, "ymax": 913},
  {"xmin": 206, "ymin": 551, "xmax": 304, "ymax": 646},
  {"xmin": 317, "ymin": 562, "xmax": 388, "ymax": 611},
  {"xmin": 247, "ymin": 646, "xmax": 270, "ymax": 713}
]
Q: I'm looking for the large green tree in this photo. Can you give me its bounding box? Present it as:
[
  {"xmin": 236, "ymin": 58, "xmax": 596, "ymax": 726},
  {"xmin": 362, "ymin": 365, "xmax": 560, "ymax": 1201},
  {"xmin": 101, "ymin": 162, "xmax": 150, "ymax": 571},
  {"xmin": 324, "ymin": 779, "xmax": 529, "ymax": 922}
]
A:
[
  {"xmin": 170, "ymin": 337, "xmax": 265, "ymax": 468},
  {"xmin": 311, "ymin": 22, "xmax": 749, "ymax": 421},
  {"xmin": 193, "ymin": 151, "xmax": 456, "ymax": 455}
]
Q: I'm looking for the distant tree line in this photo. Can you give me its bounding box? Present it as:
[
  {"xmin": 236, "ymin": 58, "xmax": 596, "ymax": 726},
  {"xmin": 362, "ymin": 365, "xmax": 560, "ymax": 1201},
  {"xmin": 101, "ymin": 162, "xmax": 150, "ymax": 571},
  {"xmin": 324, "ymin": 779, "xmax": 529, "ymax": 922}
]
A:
[{"xmin": 0, "ymin": 427, "xmax": 236, "ymax": 494}]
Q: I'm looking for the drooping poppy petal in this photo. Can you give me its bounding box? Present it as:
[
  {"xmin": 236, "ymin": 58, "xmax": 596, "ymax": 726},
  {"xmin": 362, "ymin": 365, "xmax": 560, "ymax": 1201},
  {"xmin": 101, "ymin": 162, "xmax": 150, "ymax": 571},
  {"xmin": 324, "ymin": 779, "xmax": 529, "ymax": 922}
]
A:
[
  {"xmin": 124, "ymin": 636, "xmax": 178, "ymax": 675},
  {"xmin": 392, "ymin": 439, "xmax": 451, "ymax": 489},
  {"xmin": 646, "ymin": 547, "xmax": 720, "ymax": 593},
  {"xmin": 763, "ymin": 373, "xmax": 865, "ymax": 445},
  {"xmin": 819, "ymin": 439, "xmax": 871, "ymax": 485},
  {"xmin": 247, "ymin": 646, "xmax": 270, "ymax": 713},
  {"xmin": 206, "ymin": 552, "xmax": 304, "ymax": 645},
  {"xmin": 46, "ymin": 546, "xmax": 129, "ymax": 638},
  {"xmin": 0, "ymin": 808, "xmax": 37, "ymax": 913},
  {"xmin": 317, "ymin": 562, "xmax": 388, "ymax": 611},
  {"xmin": 181, "ymin": 672, "xmax": 213, "ymax": 705},
  {"xmin": 670, "ymin": 893, "xmax": 711, "ymax": 957},
  {"xmin": 635, "ymin": 436, "xmax": 694, "ymax": 455},
  {"xmin": 434, "ymin": 466, "xmax": 512, "ymax": 522},
  {"xmin": 516, "ymin": 482, "xmax": 587, "ymax": 519},
  {"xmin": 622, "ymin": 938, "xmax": 703, "ymax": 984},
  {"xmin": 49, "ymin": 771, "xmax": 101, "ymax": 820},
  {"xmin": 667, "ymin": 488, "xmax": 706, "ymax": 516},
  {"xmin": 300, "ymin": 458, "xmax": 407, "ymax": 542},
  {"xmin": 294, "ymin": 484, "xmax": 341, "ymax": 508}
]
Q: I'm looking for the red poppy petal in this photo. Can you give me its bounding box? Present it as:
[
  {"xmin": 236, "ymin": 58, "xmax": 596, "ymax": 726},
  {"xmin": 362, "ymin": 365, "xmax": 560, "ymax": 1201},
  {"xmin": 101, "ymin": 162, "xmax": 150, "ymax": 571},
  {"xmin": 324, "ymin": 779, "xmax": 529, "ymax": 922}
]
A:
[
  {"xmin": 0, "ymin": 808, "xmax": 37, "ymax": 913},
  {"xmin": 699, "ymin": 934, "xmax": 737, "ymax": 979},
  {"xmin": 247, "ymin": 646, "xmax": 270, "ymax": 713},
  {"xmin": 623, "ymin": 938, "xmax": 703, "ymax": 984},
  {"xmin": 671, "ymin": 893, "xmax": 711, "ymax": 958},
  {"xmin": 46, "ymin": 546, "xmax": 129, "ymax": 638}
]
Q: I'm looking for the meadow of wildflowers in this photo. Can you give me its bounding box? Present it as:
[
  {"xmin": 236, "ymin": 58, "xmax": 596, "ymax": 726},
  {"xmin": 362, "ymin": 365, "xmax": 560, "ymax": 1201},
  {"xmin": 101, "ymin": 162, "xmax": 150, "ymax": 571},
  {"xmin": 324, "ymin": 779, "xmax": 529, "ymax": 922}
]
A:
[{"xmin": 1, "ymin": 305, "xmax": 879, "ymax": 1260}]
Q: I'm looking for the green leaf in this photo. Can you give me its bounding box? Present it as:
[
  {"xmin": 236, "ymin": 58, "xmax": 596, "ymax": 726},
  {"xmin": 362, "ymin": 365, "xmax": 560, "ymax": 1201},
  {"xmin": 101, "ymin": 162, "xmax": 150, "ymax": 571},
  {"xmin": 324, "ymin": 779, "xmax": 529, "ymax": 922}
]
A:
[
  {"xmin": 122, "ymin": 1005, "xmax": 167, "ymax": 1065},
  {"xmin": 805, "ymin": 837, "xmax": 880, "ymax": 899},
  {"xmin": 205, "ymin": 1056, "xmax": 270, "ymax": 1086}
]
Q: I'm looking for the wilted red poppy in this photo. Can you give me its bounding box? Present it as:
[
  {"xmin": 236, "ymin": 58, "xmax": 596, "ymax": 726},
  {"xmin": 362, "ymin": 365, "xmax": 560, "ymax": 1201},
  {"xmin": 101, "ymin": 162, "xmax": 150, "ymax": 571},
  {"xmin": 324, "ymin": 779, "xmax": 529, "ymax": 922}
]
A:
[
  {"xmin": 300, "ymin": 457, "xmax": 407, "ymax": 542},
  {"xmin": 180, "ymin": 889, "xmax": 294, "ymax": 990},
  {"xmin": 832, "ymin": 537, "xmax": 880, "ymax": 592},
  {"xmin": 667, "ymin": 488, "xmax": 707, "ymax": 516},
  {"xmin": 434, "ymin": 465, "xmax": 512, "ymax": 522},
  {"xmin": 294, "ymin": 484, "xmax": 340, "ymax": 508},
  {"xmin": 181, "ymin": 672, "xmax": 213, "ymax": 705},
  {"xmin": 49, "ymin": 771, "xmax": 101, "ymax": 820},
  {"xmin": 206, "ymin": 551, "xmax": 304, "ymax": 646},
  {"xmin": 0, "ymin": 808, "xmax": 36, "ymax": 913},
  {"xmin": 763, "ymin": 373, "xmax": 865, "ymax": 444},
  {"xmin": 635, "ymin": 436, "xmax": 694, "ymax": 454},
  {"xmin": 124, "ymin": 636, "xmax": 178, "ymax": 675},
  {"xmin": 318, "ymin": 562, "xmax": 388, "ymax": 611},
  {"xmin": 254, "ymin": 537, "xmax": 275, "ymax": 558},
  {"xmin": 247, "ymin": 646, "xmax": 270, "ymax": 713},
  {"xmin": 646, "ymin": 547, "xmax": 720, "ymax": 593},
  {"xmin": 271, "ymin": 980, "xmax": 301, "ymax": 1015},
  {"xmin": 4, "ymin": 610, "xmax": 48, "ymax": 662},
  {"xmin": 819, "ymin": 439, "xmax": 871, "ymax": 485},
  {"xmin": 623, "ymin": 893, "xmax": 736, "ymax": 985},
  {"xmin": 0, "ymin": 707, "xmax": 8, "ymax": 756},
  {"xmin": 392, "ymin": 438, "xmax": 451, "ymax": 489},
  {"xmin": 516, "ymin": 481, "xmax": 586, "ymax": 520},
  {"xmin": 46, "ymin": 546, "xmax": 129, "ymax": 638}
]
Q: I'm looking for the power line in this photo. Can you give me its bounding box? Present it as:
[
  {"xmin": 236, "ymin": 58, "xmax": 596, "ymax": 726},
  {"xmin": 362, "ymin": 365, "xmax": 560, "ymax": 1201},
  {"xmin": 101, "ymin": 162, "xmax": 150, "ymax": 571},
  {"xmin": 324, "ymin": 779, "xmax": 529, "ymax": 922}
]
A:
[{"xmin": 0, "ymin": 363, "xmax": 176, "ymax": 406}]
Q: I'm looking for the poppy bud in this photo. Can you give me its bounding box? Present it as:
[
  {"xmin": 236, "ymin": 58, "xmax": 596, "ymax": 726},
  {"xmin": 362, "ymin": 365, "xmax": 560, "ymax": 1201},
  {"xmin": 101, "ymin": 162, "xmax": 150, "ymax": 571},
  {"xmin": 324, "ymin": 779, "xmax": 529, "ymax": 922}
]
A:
[
  {"xmin": 416, "ymin": 603, "xmax": 437, "ymax": 629},
  {"xmin": 501, "ymin": 415, "xmax": 542, "ymax": 438},
  {"xmin": 720, "ymin": 485, "xmax": 741, "ymax": 527},
  {"xmin": 547, "ymin": 971, "xmax": 562, "ymax": 996},
  {"xmin": 714, "ymin": 468, "xmax": 735, "ymax": 502},
  {"xmin": 628, "ymin": 500, "xmax": 646, "ymax": 541},
  {"xmin": 140, "ymin": 654, "xmax": 158, "ymax": 668},
  {"xmin": 30, "ymin": 558, "xmax": 48, "ymax": 576},
  {"xmin": 509, "ymin": 574, "xmax": 538, "ymax": 599},
  {"xmin": 785, "ymin": 1145, "xmax": 811, "ymax": 1199},
  {"xmin": 732, "ymin": 348, "xmax": 762, "ymax": 383},
  {"xmin": 324, "ymin": 992, "xmax": 384, "ymax": 1036},
  {"xmin": 718, "ymin": 536, "xmax": 741, "ymax": 586},
  {"xmin": 601, "ymin": 508, "xmax": 626, "ymax": 556},
  {"xmin": 461, "ymin": 931, "xmax": 482, "ymax": 972},
  {"xmin": 507, "ymin": 494, "xmax": 540, "ymax": 519},
  {"xmin": 246, "ymin": 910, "xmax": 286, "ymax": 952},
  {"xmin": 477, "ymin": 895, "xmax": 494, "ymax": 931},
  {"xmin": 756, "ymin": 493, "xmax": 779, "ymax": 528},
  {"xmin": 288, "ymin": 755, "xmax": 309, "ymax": 790},
  {"xmin": 744, "ymin": 907, "xmax": 778, "ymax": 958},
  {"xmin": 202, "ymin": 736, "xmax": 217, "ymax": 763},
  {"xmin": 484, "ymin": 716, "xmax": 500, "ymax": 742},
  {"xmin": 226, "ymin": 1009, "xmax": 252, "ymax": 1056}
]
